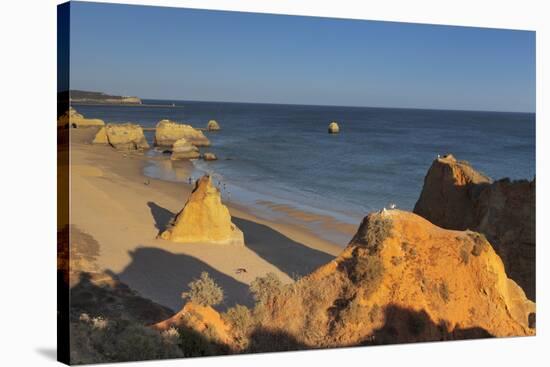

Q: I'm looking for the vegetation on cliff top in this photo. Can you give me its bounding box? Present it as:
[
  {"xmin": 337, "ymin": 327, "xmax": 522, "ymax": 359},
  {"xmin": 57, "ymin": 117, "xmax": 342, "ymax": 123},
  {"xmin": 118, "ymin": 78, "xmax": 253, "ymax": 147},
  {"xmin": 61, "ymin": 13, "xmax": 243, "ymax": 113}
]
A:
[{"xmin": 68, "ymin": 210, "xmax": 535, "ymax": 363}]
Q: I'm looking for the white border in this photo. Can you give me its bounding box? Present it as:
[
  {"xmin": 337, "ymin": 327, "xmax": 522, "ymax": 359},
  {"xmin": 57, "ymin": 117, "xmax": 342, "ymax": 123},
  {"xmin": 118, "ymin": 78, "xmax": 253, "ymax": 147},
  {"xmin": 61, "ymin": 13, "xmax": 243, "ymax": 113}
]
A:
[{"xmin": 0, "ymin": 1, "xmax": 547, "ymax": 366}]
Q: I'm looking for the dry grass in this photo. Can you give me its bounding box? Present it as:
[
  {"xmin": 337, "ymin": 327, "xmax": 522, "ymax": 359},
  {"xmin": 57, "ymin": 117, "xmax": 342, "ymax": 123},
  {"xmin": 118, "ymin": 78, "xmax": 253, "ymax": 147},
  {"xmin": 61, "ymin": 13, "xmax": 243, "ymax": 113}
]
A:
[
  {"xmin": 353, "ymin": 216, "xmax": 393, "ymax": 253},
  {"xmin": 250, "ymin": 272, "xmax": 283, "ymax": 304},
  {"xmin": 438, "ymin": 281, "xmax": 451, "ymax": 303},
  {"xmin": 467, "ymin": 232, "xmax": 490, "ymax": 256},
  {"xmin": 460, "ymin": 244, "xmax": 471, "ymax": 265}
]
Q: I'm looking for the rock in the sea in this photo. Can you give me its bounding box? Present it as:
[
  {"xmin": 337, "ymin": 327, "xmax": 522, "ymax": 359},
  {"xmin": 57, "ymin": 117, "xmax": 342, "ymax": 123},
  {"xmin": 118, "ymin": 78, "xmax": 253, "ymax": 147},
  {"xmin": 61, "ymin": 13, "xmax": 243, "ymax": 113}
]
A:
[
  {"xmin": 155, "ymin": 119, "xmax": 210, "ymax": 147},
  {"xmin": 203, "ymin": 152, "xmax": 217, "ymax": 161},
  {"xmin": 413, "ymin": 154, "xmax": 535, "ymax": 301},
  {"xmin": 159, "ymin": 175, "xmax": 244, "ymax": 245},
  {"xmin": 328, "ymin": 121, "xmax": 340, "ymax": 134},
  {"xmin": 207, "ymin": 120, "xmax": 221, "ymax": 131},
  {"xmin": 236, "ymin": 210, "xmax": 534, "ymax": 351},
  {"xmin": 170, "ymin": 138, "xmax": 200, "ymax": 160},
  {"xmin": 58, "ymin": 107, "xmax": 105, "ymax": 128},
  {"xmin": 101, "ymin": 123, "xmax": 150, "ymax": 151}
]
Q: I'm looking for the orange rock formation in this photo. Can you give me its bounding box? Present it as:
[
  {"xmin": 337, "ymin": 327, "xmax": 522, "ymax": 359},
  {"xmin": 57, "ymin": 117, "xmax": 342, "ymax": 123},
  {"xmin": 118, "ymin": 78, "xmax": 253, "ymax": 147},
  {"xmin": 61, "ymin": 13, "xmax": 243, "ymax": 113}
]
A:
[
  {"xmin": 92, "ymin": 123, "xmax": 149, "ymax": 151},
  {"xmin": 152, "ymin": 302, "xmax": 233, "ymax": 345},
  {"xmin": 159, "ymin": 175, "xmax": 244, "ymax": 245},
  {"xmin": 58, "ymin": 107, "xmax": 105, "ymax": 128},
  {"xmin": 414, "ymin": 154, "xmax": 535, "ymax": 300},
  {"xmin": 155, "ymin": 119, "xmax": 211, "ymax": 147},
  {"xmin": 243, "ymin": 211, "xmax": 534, "ymax": 349}
]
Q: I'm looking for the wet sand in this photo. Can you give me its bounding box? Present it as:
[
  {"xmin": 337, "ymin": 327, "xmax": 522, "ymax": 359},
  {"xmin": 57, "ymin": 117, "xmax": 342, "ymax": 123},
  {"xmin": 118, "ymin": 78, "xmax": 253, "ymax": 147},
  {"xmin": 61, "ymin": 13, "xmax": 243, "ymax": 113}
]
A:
[{"xmin": 69, "ymin": 128, "xmax": 348, "ymax": 311}]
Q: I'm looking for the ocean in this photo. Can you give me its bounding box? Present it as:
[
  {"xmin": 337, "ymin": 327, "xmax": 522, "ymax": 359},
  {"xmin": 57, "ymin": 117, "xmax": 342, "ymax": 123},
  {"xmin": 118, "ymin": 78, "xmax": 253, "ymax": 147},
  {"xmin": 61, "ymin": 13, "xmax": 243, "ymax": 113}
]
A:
[{"xmin": 74, "ymin": 100, "xmax": 536, "ymax": 244}]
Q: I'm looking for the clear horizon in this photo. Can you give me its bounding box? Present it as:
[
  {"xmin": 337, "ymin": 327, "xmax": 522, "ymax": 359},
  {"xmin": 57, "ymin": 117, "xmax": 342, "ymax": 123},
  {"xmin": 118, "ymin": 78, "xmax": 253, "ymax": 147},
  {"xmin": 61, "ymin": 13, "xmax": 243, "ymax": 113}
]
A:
[{"xmin": 69, "ymin": 1, "xmax": 536, "ymax": 113}]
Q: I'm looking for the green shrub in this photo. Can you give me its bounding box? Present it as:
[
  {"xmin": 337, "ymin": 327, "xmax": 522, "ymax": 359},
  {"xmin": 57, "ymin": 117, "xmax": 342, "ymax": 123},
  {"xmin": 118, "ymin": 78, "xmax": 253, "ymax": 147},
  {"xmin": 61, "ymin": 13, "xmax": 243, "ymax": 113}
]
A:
[
  {"xmin": 223, "ymin": 304, "xmax": 253, "ymax": 335},
  {"xmin": 181, "ymin": 272, "xmax": 224, "ymax": 307},
  {"xmin": 250, "ymin": 272, "xmax": 283, "ymax": 304},
  {"xmin": 113, "ymin": 323, "xmax": 179, "ymax": 361},
  {"xmin": 70, "ymin": 315, "xmax": 184, "ymax": 364}
]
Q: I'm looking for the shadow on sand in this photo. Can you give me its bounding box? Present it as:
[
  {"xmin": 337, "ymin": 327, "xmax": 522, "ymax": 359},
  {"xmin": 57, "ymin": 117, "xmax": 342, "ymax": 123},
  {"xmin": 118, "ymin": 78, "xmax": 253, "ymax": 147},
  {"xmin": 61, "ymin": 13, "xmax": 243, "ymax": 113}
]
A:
[
  {"xmin": 146, "ymin": 201, "xmax": 336, "ymax": 280},
  {"xmin": 115, "ymin": 247, "xmax": 253, "ymax": 312},
  {"xmin": 147, "ymin": 201, "xmax": 176, "ymax": 234},
  {"xmin": 232, "ymin": 217, "xmax": 335, "ymax": 278}
]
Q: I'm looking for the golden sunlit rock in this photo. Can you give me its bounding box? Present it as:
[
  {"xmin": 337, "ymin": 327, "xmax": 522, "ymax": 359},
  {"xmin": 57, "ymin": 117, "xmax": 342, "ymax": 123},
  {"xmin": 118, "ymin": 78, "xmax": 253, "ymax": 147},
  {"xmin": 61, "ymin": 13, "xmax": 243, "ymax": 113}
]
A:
[
  {"xmin": 160, "ymin": 175, "xmax": 244, "ymax": 245},
  {"xmin": 155, "ymin": 119, "xmax": 211, "ymax": 147}
]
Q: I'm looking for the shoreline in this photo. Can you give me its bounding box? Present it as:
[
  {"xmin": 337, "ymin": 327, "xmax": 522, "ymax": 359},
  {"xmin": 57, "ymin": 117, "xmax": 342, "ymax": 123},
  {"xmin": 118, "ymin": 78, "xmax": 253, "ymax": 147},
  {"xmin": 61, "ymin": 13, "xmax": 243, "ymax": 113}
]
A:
[
  {"xmin": 72, "ymin": 102, "xmax": 184, "ymax": 108},
  {"xmin": 70, "ymin": 128, "xmax": 345, "ymax": 311},
  {"xmin": 143, "ymin": 152, "xmax": 359, "ymax": 246}
]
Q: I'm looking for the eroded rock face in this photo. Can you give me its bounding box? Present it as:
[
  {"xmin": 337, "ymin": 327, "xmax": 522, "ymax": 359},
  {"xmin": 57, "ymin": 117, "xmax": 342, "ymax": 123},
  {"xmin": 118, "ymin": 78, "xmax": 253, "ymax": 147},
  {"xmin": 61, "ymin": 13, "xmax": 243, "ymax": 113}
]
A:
[
  {"xmin": 92, "ymin": 126, "xmax": 108, "ymax": 144},
  {"xmin": 413, "ymin": 155, "xmax": 492, "ymax": 230},
  {"xmin": 160, "ymin": 175, "xmax": 244, "ymax": 245},
  {"xmin": 413, "ymin": 154, "xmax": 535, "ymax": 300},
  {"xmin": 207, "ymin": 120, "xmax": 220, "ymax": 131},
  {"xmin": 155, "ymin": 119, "xmax": 210, "ymax": 147},
  {"xmin": 474, "ymin": 178, "xmax": 535, "ymax": 300},
  {"xmin": 170, "ymin": 138, "xmax": 200, "ymax": 160},
  {"xmin": 328, "ymin": 121, "xmax": 340, "ymax": 134},
  {"xmin": 243, "ymin": 211, "xmax": 534, "ymax": 351},
  {"xmin": 97, "ymin": 123, "xmax": 149, "ymax": 151},
  {"xmin": 58, "ymin": 107, "xmax": 105, "ymax": 128}
]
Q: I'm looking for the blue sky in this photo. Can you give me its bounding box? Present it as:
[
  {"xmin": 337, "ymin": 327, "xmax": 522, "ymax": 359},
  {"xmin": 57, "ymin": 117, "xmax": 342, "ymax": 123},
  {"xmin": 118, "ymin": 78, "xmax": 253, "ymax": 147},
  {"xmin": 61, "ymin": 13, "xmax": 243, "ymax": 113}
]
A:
[{"xmin": 69, "ymin": 1, "xmax": 535, "ymax": 112}]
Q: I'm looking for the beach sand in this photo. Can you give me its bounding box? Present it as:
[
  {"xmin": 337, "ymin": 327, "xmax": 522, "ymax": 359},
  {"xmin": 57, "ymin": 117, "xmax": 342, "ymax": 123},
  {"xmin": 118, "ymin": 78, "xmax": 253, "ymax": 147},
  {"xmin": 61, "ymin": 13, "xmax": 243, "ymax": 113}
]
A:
[{"xmin": 69, "ymin": 128, "xmax": 350, "ymax": 312}]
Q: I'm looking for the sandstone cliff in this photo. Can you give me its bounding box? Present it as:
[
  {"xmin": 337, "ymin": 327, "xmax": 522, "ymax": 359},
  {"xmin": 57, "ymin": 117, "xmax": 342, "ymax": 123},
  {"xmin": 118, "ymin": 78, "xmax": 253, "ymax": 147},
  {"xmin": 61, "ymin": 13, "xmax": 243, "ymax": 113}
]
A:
[
  {"xmin": 230, "ymin": 210, "xmax": 535, "ymax": 351},
  {"xmin": 159, "ymin": 175, "xmax": 244, "ymax": 245},
  {"xmin": 57, "ymin": 107, "xmax": 105, "ymax": 128},
  {"xmin": 153, "ymin": 302, "xmax": 233, "ymax": 346},
  {"xmin": 155, "ymin": 120, "xmax": 211, "ymax": 147},
  {"xmin": 413, "ymin": 154, "xmax": 535, "ymax": 300}
]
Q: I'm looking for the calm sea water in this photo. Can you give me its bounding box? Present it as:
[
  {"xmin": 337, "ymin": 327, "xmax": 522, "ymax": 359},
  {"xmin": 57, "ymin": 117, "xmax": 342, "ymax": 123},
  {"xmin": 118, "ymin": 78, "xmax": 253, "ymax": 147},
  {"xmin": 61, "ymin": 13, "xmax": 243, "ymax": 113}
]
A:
[{"xmin": 75, "ymin": 100, "xmax": 535, "ymax": 242}]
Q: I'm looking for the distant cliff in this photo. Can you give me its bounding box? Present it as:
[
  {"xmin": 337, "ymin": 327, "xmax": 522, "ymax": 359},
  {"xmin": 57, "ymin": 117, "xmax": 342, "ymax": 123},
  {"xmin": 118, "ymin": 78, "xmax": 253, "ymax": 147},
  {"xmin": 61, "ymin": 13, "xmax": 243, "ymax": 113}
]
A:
[{"xmin": 70, "ymin": 90, "xmax": 142, "ymax": 105}]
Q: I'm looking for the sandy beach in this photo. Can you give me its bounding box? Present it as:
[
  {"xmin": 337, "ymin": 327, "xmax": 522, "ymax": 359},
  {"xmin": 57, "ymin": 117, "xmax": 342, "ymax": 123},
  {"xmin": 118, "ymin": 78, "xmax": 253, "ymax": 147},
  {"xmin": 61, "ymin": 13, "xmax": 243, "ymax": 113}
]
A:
[{"xmin": 69, "ymin": 128, "xmax": 347, "ymax": 312}]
